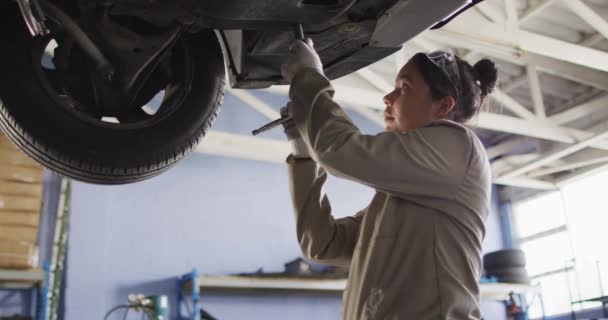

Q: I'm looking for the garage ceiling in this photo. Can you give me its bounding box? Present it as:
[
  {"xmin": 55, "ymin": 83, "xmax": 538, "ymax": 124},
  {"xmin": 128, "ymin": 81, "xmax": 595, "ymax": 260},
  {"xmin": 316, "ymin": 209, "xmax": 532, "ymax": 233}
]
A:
[{"xmin": 200, "ymin": 0, "xmax": 608, "ymax": 202}]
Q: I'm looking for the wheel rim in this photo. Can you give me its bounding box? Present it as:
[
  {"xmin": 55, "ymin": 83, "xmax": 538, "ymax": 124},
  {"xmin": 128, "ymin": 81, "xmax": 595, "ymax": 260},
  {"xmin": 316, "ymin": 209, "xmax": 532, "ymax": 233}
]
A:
[{"xmin": 32, "ymin": 19, "xmax": 194, "ymax": 130}]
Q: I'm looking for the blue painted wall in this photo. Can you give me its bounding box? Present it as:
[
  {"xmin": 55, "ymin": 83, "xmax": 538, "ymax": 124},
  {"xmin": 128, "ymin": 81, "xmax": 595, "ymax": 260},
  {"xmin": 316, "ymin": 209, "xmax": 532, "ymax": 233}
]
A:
[{"xmin": 62, "ymin": 92, "xmax": 508, "ymax": 320}]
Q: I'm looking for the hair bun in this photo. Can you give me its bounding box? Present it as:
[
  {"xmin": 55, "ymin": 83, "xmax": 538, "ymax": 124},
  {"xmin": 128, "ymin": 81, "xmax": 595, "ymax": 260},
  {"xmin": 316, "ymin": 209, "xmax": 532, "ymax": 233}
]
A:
[{"xmin": 473, "ymin": 59, "xmax": 498, "ymax": 95}]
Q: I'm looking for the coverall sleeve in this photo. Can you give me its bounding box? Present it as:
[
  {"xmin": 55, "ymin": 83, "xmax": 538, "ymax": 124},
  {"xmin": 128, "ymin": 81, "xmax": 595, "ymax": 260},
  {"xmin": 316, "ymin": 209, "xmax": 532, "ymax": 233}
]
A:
[
  {"xmin": 288, "ymin": 68, "xmax": 473, "ymax": 201},
  {"xmin": 287, "ymin": 155, "xmax": 365, "ymax": 267}
]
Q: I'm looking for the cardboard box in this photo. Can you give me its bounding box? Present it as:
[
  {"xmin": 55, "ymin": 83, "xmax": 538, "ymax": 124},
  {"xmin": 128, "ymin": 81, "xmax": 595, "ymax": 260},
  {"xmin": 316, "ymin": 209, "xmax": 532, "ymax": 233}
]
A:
[
  {"xmin": 0, "ymin": 211, "xmax": 40, "ymax": 227},
  {"xmin": 0, "ymin": 225, "xmax": 38, "ymax": 243},
  {"xmin": 0, "ymin": 181, "xmax": 43, "ymax": 198},
  {"xmin": 0, "ymin": 241, "xmax": 38, "ymax": 269},
  {"xmin": 0, "ymin": 165, "xmax": 43, "ymax": 184},
  {"xmin": 0, "ymin": 133, "xmax": 14, "ymax": 146},
  {"xmin": 0, "ymin": 147, "xmax": 39, "ymax": 168},
  {"xmin": 0, "ymin": 194, "xmax": 41, "ymax": 212}
]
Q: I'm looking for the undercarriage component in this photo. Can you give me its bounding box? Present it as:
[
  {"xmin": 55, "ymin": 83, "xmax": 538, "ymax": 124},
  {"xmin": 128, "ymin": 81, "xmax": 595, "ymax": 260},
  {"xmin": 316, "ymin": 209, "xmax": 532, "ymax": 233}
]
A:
[
  {"xmin": 16, "ymin": 0, "xmax": 49, "ymax": 35},
  {"xmin": 40, "ymin": 0, "xmax": 114, "ymax": 80}
]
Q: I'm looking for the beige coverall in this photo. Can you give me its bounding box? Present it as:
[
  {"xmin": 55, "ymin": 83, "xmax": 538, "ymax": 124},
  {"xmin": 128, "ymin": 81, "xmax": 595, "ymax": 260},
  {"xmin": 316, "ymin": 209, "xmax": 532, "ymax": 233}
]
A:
[{"xmin": 286, "ymin": 69, "xmax": 492, "ymax": 319}]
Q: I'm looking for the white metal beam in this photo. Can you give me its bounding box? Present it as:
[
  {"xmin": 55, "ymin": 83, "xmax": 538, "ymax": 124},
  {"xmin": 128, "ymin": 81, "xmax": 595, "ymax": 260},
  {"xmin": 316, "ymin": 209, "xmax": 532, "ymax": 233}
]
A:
[
  {"xmin": 581, "ymin": 33, "xmax": 604, "ymax": 47},
  {"xmin": 505, "ymin": 0, "xmax": 520, "ymax": 33},
  {"xmin": 548, "ymin": 95, "xmax": 608, "ymax": 125},
  {"xmin": 356, "ymin": 68, "xmax": 393, "ymax": 93},
  {"xmin": 498, "ymin": 130, "xmax": 608, "ymax": 179},
  {"xmin": 502, "ymin": 76, "xmax": 528, "ymax": 93},
  {"xmin": 486, "ymin": 137, "xmax": 534, "ymax": 160},
  {"xmin": 394, "ymin": 46, "xmax": 407, "ymax": 73},
  {"xmin": 561, "ymin": 0, "xmax": 608, "ymax": 41},
  {"xmin": 525, "ymin": 64, "xmax": 546, "ymax": 117},
  {"xmin": 438, "ymin": 19, "xmax": 608, "ymax": 73},
  {"xmin": 492, "ymin": 153, "xmax": 542, "ymax": 177},
  {"xmin": 555, "ymin": 162, "xmax": 608, "ymax": 187},
  {"xmin": 228, "ymin": 89, "xmax": 281, "ymax": 120},
  {"xmin": 476, "ymin": 113, "xmax": 573, "ymax": 143},
  {"xmin": 478, "ymin": 113, "xmax": 608, "ymax": 151},
  {"xmin": 475, "ymin": 1, "xmax": 506, "ymax": 23},
  {"xmin": 196, "ymin": 131, "xmax": 290, "ymax": 163},
  {"xmin": 520, "ymin": 28, "xmax": 608, "ymax": 74},
  {"xmin": 349, "ymin": 104, "xmax": 385, "ymax": 128},
  {"xmin": 491, "ymin": 89, "xmax": 537, "ymax": 119},
  {"xmin": 424, "ymin": 30, "xmax": 608, "ymax": 92},
  {"xmin": 524, "ymin": 53, "xmax": 608, "ymax": 92},
  {"xmin": 527, "ymin": 156, "xmax": 608, "ymax": 178},
  {"xmin": 411, "ymin": 36, "xmax": 443, "ymax": 52},
  {"xmin": 493, "ymin": 176, "xmax": 557, "ymax": 190},
  {"xmin": 520, "ymin": 0, "xmax": 558, "ymax": 24}
]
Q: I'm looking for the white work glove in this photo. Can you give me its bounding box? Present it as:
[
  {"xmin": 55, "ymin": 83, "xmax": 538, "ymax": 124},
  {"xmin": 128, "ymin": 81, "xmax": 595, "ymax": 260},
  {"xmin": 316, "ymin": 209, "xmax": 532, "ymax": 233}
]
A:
[
  {"xmin": 281, "ymin": 104, "xmax": 310, "ymax": 159},
  {"xmin": 280, "ymin": 39, "xmax": 323, "ymax": 84}
]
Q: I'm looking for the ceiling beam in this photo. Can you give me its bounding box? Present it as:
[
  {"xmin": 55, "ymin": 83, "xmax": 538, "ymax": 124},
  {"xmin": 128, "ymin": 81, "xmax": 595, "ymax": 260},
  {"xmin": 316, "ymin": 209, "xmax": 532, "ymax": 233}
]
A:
[
  {"xmin": 493, "ymin": 176, "xmax": 557, "ymax": 190},
  {"xmin": 486, "ymin": 137, "xmax": 534, "ymax": 160},
  {"xmin": 504, "ymin": 0, "xmax": 520, "ymax": 33},
  {"xmin": 520, "ymin": 27, "xmax": 608, "ymax": 73},
  {"xmin": 581, "ymin": 33, "xmax": 604, "ymax": 47},
  {"xmin": 525, "ymin": 64, "xmax": 546, "ymax": 117},
  {"xmin": 475, "ymin": 1, "xmax": 506, "ymax": 23},
  {"xmin": 527, "ymin": 155, "xmax": 608, "ymax": 178},
  {"xmin": 497, "ymin": 130, "xmax": 608, "ymax": 179},
  {"xmin": 424, "ymin": 30, "xmax": 608, "ymax": 92},
  {"xmin": 548, "ymin": 95, "xmax": 608, "ymax": 125},
  {"xmin": 555, "ymin": 162, "xmax": 608, "ymax": 187},
  {"xmin": 491, "ymin": 89, "xmax": 537, "ymax": 119},
  {"xmin": 561, "ymin": 0, "xmax": 608, "ymax": 41},
  {"xmin": 477, "ymin": 113, "xmax": 573, "ymax": 143},
  {"xmin": 228, "ymin": 89, "xmax": 280, "ymax": 120},
  {"xmin": 196, "ymin": 130, "xmax": 290, "ymax": 163},
  {"xmin": 520, "ymin": 0, "xmax": 558, "ymax": 24},
  {"xmin": 441, "ymin": 19, "xmax": 608, "ymax": 73},
  {"xmin": 524, "ymin": 53, "xmax": 608, "ymax": 92},
  {"xmin": 348, "ymin": 104, "xmax": 385, "ymax": 128},
  {"xmin": 502, "ymin": 75, "xmax": 528, "ymax": 93},
  {"xmin": 356, "ymin": 68, "xmax": 393, "ymax": 93},
  {"xmin": 394, "ymin": 46, "xmax": 407, "ymax": 73}
]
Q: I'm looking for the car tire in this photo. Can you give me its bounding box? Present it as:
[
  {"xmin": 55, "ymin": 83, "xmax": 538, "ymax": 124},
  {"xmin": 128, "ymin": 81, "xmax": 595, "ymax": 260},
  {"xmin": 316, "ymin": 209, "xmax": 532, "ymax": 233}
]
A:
[
  {"xmin": 483, "ymin": 249, "xmax": 527, "ymax": 270},
  {"xmin": 485, "ymin": 266, "xmax": 529, "ymax": 278},
  {"xmin": 0, "ymin": 3, "xmax": 225, "ymax": 184}
]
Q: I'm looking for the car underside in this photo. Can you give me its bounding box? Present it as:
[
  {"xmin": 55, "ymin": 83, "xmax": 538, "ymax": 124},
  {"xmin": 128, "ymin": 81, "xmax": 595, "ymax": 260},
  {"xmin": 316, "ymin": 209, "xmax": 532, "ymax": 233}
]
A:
[{"xmin": 0, "ymin": 0, "xmax": 476, "ymax": 184}]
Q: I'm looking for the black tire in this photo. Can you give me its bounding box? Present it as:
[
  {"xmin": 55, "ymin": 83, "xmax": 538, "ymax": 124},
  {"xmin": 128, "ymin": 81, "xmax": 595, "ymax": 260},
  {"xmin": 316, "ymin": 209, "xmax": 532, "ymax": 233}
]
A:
[
  {"xmin": 485, "ymin": 266, "xmax": 529, "ymax": 279},
  {"xmin": 483, "ymin": 249, "xmax": 527, "ymax": 270},
  {"xmin": 0, "ymin": 3, "xmax": 225, "ymax": 184},
  {"xmin": 495, "ymin": 274, "xmax": 531, "ymax": 285}
]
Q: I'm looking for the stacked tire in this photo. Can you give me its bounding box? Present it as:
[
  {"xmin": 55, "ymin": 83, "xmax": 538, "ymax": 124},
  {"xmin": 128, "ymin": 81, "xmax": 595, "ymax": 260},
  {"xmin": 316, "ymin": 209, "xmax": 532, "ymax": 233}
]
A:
[{"xmin": 483, "ymin": 249, "xmax": 530, "ymax": 284}]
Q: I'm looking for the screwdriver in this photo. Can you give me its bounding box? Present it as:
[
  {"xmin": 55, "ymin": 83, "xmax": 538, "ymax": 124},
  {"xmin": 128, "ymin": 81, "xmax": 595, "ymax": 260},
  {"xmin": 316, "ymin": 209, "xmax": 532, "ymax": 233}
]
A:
[{"xmin": 251, "ymin": 24, "xmax": 305, "ymax": 136}]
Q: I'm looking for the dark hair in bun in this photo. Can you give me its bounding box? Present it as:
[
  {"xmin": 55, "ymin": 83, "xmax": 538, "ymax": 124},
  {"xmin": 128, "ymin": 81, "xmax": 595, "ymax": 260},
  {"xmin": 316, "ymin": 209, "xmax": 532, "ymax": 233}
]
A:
[
  {"xmin": 474, "ymin": 59, "xmax": 498, "ymax": 96},
  {"xmin": 412, "ymin": 53, "xmax": 498, "ymax": 124}
]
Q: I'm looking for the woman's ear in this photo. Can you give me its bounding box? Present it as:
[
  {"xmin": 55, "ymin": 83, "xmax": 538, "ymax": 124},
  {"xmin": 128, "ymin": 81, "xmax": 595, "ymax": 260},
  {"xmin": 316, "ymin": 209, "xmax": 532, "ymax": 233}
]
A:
[{"xmin": 436, "ymin": 95, "xmax": 455, "ymax": 118}]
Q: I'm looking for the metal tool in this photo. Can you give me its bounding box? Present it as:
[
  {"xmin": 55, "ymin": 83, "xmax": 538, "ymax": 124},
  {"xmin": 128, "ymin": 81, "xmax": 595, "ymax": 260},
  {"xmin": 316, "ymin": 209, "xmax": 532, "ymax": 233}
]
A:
[
  {"xmin": 252, "ymin": 114, "xmax": 292, "ymax": 136},
  {"xmin": 251, "ymin": 23, "xmax": 305, "ymax": 136}
]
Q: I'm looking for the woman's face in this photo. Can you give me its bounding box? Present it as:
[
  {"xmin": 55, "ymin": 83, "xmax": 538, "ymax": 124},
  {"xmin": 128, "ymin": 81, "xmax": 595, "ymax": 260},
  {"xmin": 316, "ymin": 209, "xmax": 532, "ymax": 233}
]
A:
[{"xmin": 383, "ymin": 59, "xmax": 454, "ymax": 132}]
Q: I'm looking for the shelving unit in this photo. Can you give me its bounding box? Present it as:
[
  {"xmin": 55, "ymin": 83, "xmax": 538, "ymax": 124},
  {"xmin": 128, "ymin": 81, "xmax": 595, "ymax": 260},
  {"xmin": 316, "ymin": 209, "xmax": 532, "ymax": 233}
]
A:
[
  {"xmin": 177, "ymin": 269, "xmax": 542, "ymax": 320},
  {"xmin": 0, "ymin": 264, "xmax": 50, "ymax": 320}
]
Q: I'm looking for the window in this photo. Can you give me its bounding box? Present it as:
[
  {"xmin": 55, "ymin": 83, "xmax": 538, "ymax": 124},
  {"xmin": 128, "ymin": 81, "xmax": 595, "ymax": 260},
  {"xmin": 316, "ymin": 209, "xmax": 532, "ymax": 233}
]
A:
[
  {"xmin": 513, "ymin": 191, "xmax": 567, "ymax": 238},
  {"xmin": 513, "ymin": 191, "xmax": 573, "ymax": 318},
  {"xmin": 513, "ymin": 169, "xmax": 608, "ymax": 318},
  {"xmin": 520, "ymin": 232, "xmax": 572, "ymax": 276}
]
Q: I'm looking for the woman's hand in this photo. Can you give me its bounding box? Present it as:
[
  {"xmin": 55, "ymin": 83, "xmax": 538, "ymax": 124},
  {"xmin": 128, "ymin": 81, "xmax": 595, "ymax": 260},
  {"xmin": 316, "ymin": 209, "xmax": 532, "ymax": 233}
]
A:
[
  {"xmin": 281, "ymin": 103, "xmax": 310, "ymax": 159},
  {"xmin": 281, "ymin": 39, "xmax": 323, "ymax": 83}
]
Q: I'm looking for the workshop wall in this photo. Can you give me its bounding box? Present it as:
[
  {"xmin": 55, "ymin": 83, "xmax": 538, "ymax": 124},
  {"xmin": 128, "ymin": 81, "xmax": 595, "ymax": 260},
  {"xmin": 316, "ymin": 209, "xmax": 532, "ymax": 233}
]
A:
[
  {"xmin": 62, "ymin": 92, "xmax": 508, "ymax": 320},
  {"xmin": 0, "ymin": 171, "xmax": 61, "ymax": 318}
]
